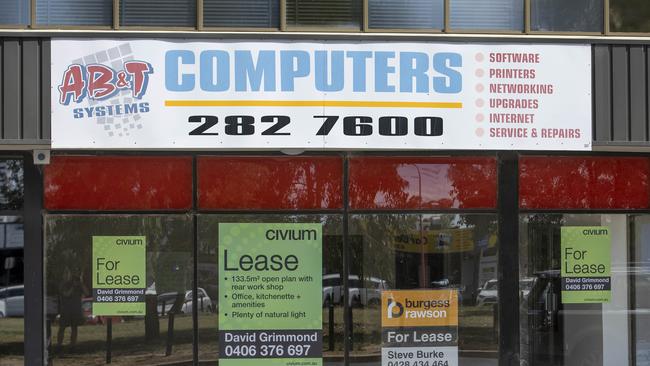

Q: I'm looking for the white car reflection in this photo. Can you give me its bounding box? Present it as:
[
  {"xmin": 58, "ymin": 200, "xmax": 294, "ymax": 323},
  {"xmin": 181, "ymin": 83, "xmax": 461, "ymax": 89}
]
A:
[
  {"xmin": 0, "ymin": 285, "xmax": 24, "ymax": 317},
  {"xmin": 322, "ymin": 274, "xmax": 389, "ymax": 307},
  {"xmin": 156, "ymin": 288, "xmax": 214, "ymax": 316},
  {"xmin": 477, "ymin": 279, "xmax": 498, "ymax": 306}
]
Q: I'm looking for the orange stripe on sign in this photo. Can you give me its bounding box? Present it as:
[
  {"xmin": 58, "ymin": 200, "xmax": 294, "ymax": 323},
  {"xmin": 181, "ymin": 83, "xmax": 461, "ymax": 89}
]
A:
[{"xmin": 164, "ymin": 100, "xmax": 463, "ymax": 109}]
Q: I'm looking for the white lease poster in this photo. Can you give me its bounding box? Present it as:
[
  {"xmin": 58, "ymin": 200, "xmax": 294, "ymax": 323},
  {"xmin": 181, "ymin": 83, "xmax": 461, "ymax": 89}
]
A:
[{"xmin": 51, "ymin": 40, "xmax": 592, "ymax": 151}]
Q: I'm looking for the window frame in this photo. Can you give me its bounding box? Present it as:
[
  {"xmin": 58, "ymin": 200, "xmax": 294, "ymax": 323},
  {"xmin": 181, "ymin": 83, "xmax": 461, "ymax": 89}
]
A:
[{"xmin": 0, "ymin": 0, "xmax": 643, "ymax": 35}]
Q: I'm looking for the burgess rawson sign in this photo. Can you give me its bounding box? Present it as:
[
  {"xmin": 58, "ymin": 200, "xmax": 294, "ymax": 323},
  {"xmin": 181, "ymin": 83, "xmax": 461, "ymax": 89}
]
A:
[{"xmin": 51, "ymin": 39, "xmax": 591, "ymax": 150}]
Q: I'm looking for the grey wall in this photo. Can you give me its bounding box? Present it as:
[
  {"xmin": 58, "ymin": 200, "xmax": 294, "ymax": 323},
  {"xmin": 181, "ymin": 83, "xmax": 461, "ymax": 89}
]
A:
[
  {"xmin": 0, "ymin": 38, "xmax": 50, "ymax": 148},
  {"xmin": 594, "ymin": 44, "xmax": 650, "ymax": 146}
]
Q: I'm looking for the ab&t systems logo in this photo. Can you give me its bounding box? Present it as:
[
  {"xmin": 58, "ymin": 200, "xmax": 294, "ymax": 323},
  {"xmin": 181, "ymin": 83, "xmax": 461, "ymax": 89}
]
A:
[{"xmin": 58, "ymin": 60, "xmax": 153, "ymax": 120}]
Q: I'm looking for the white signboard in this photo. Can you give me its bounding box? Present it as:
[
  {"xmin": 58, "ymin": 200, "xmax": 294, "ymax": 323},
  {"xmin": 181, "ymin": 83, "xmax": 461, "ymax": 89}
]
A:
[{"xmin": 51, "ymin": 39, "xmax": 591, "ymax": 150}]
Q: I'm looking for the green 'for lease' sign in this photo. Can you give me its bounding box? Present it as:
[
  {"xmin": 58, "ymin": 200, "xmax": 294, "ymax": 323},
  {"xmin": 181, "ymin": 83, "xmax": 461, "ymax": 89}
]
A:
[
  {"xmin": 219, "ymin": 223, "xmax": 323, "ymax": 366},
  {"xmin": 560, "ymin": 227, "xmax": 611, "ymax": 304},
  {"xmin": 92, "ymin": 236, "xmax": 146, "ymax": 316}
]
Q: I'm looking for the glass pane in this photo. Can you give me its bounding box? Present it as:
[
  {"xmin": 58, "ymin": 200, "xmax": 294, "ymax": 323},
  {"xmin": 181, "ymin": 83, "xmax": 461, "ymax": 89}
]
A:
[
  {"xmin": 198, "ymin": 156, "xmax": 343, "ymax": 210},
  {"xmin": 286, "ymin": 0, "xmax": 361, "ymax": 28},
  {"xmin": 197, "ymin": 214, "xmax": 344, "ymax": 365},
  {"xmin": 0, "ymin": 160, "xmax": 23, "ymax": 211},
  {"xmin": 531, "ymin": 0, "xmax": 603, "ymax": 32},
  {"xmin": 610, "ymin": 0, "xmax": 650, "ymax": 32},
  {"xmin": 45, "ymin": 156, "xmax": 192, "ymax": 210},
  {"xmin": 368, "ymin": 0, "xmax": 443, "ymax": 29},
  {"xmin": 349, "ymin": 157, "xmax": 497, "ymax": 210},
  {"xmin": 449, "ymin": 0, "xmax": 524, "ymax": 30},
  {"xmin": 203, "ymin": 0, "xmax": 279, "ymax": 28},
  {"xmin": 119, "ymin": 0, "xmax": 196, "ymax": 27},
  {"xmin": 349, "ymin": 213, "xmax": 499, "ymax": 365},
  {"xmin": 36, "ymin": 0, "xmax": 112, "ymax": 26},
  {"xmin": 0, "ymin": 0, "xmax": 30, "ymax": 25},
  {"xmin": 520, "ymin": 156, "xmax": 650, "ymax": 210},
  {"xmin": 45, "ymin": 215, "xmax": 193, "ymax": 365},
  {"xmin": 519, "ymin": 214, "xmax": 635, "ymax": 366},
  {"xmin": 0, "ymin": 216, "xmax": 24, "ymax": 365}
]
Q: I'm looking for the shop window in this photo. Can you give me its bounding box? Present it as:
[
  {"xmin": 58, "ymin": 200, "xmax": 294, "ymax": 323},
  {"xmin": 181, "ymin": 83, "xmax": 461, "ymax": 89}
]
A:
[
  {"xmin": 531, "ymin": 0, "xmax": 603, "ymax": 32},
  {"xmin": 519, "ymin": 214, "xmax": 650, "ymax": 365},
  {"xmin": 197, "ymin": 214, "xmax": 344, "ymax": 364},
  {"xmin": 36, "ymin": 0, "xmax": 112, "ymax": 26},
  {"xmin": 203, "ymin": 0, "xmax": 279, "ymax": 28},
  {"xmin": 285, "ymin": 0, "xmax": 362, "ymax": 29},
  {"xmin": 610, "ymin": 0, "xmax": 650, "ymax": 32},
  {"xmin": 449, "ymin": 0, "xmax": 524, "ymax": 30},
  {"xmin": 0, "ymin": 159, "xmax": 24, "ymax": 364},
  {"xmin": 119, "ymin": 0, "xmax": 196, "ymax": 27},
  {"xmin": 367, "ymin": 0, "xmax": 443, "ymax": 30},
  {"xmin": 349, "ymin": 157, "xmax": 497, "ymax": 210},
  {"xmin": 0, "ymin": 0, "xmax": 29, "ymax": 25},
  {"xmin": 44, "ymin": 156, "xmax": 193, "ymax": 210},
  {"xmin": 0, "ymin": 216, "xmax": 24, "ymax": 364},
  {"xmin": 349, "ymin": 213, "xmax": 499, "ymax": 365},
  {"xmin": 44, "ymin": 215, "xmax": 193, "ymax": 365},
  {"xmin": 519, "ymin": 156, "xmax": 650, "ymax": 209},
  {"xmin": 197, "ymin": 156, "xmax": 343, "ymax": 210}
]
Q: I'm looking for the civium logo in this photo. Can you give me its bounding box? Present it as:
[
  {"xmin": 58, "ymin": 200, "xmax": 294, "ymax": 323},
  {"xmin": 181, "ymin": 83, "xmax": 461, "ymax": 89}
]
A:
[{"xmin": 386, "ymin": 298, "xmax": 404, "ymax": 319}]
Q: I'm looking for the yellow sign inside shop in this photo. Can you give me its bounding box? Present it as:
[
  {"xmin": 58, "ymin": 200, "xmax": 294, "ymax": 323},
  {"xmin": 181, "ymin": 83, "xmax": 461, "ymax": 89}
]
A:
[{"xmin": 392, "ymin": 229, "xmax": 497, "ymax": 254}]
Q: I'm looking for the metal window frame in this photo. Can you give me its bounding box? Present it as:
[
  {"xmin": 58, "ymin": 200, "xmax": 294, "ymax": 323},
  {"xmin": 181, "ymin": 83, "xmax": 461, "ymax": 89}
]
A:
[{"xmin": 4, "ymin": 0, "xmax": 650, "ymax": 36}]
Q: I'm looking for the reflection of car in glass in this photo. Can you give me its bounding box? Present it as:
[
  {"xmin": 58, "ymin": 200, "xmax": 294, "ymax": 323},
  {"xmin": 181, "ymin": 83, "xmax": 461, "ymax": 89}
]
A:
[
  {"xmin": 0, "ymin": 285, "xmax": 23, "ymax": 317},
  {"xmin": 477, "ymin": 279, "xmax": 498, "ymax": 306},
  {"xmin": 430, "ymin": 279, "xmax": 465, "ymax": 304},
  {"xmin": 157, "ymin": 288, "xmax": 213, "ymax": 316},
  {"xmin": 354, "ymin": 277, "xmax": 389, "ymax": 307},
  {"xmin": 322, "ymin": 274, "xmax": 389, "ymax": 307}
]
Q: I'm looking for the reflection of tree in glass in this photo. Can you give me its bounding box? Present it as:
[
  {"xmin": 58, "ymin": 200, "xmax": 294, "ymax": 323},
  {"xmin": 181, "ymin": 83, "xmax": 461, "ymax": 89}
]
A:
[
  {"xmin": 520, "ymin": 157, "xmax": 649, "ymax": 209},
  {"xmin": 446, "ymin": 158, "xmax": 496, "ymax": 209},
  {"xmin": 532, "ymin": 0, "xmax": 602, "ymax": 31},
  {"xmin": 349, "ymin": 159, "xmax": 411, "ymax": 208},
  {"xmin": 521, "ymin": 214, "xmax": 564, "ymax": 275},
  {"xmin": 206, "ymin": 159, "xmax": 343, "ymax": 209},
  {"xmin": 45, "ymin": 216, "xmax": 192, "ymax": 346},
  {"xmin": 350, "ymin": 214, "xmax": 417, "ymax": 288},
  {"xmin": 610, "ymin": 0, "xmax": 650, "ymax": 32},
  {"xmin": 0, "ymin": 160, "xmax": 23, "ymax": 210}
]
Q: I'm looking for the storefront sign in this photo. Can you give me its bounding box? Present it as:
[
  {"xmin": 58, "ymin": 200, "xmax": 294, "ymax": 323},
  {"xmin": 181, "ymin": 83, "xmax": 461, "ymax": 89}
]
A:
[
  {"xmin": 218, "ymin": 223, "xmax": 322, "ymax": 366},
  {"xmin": 561, "ymin": 227, "xmax": 611, "ymax": 304},
  {"xmin": 51, "ymin": 40, "xmax": 591, "ymax": 151},
  {"xmin": 92, "ymin": 236, "xmax": 146, "ymax": 316},
  {"xmin": 381, "ymin": 290, "xmax": 458, "ymax": 366}
]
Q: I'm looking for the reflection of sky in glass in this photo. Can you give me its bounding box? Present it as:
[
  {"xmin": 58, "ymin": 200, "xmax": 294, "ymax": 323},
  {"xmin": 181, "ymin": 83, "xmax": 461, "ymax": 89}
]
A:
[{"xmin": 397, "ymin": 164, "xmax": 453, "ymax": 206}]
